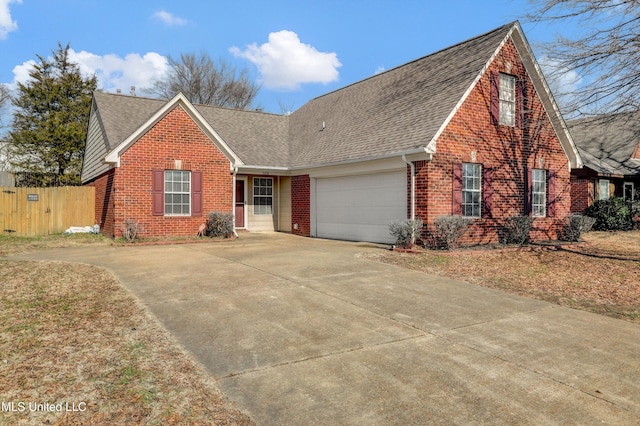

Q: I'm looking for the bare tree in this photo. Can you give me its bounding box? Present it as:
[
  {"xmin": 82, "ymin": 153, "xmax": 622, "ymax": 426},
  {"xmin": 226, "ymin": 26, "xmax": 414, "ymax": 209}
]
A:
[
  {"xmin": 277, "ymin": 98, "xmax": 296, "ymax": 116},
  {"xmin": 525, "ymin": 0, "xmax": 640, "ymax": 116},
  {"xmin": 0, "ymin": 84, "xmax": 12, "ymax": 171},
  {"xmin": 0, "ymin": 84, "xmax": 9, "ymax": 111},
  {"xmin": 148, "ymin": 52, "xmax": 259, "ymax": 109}
]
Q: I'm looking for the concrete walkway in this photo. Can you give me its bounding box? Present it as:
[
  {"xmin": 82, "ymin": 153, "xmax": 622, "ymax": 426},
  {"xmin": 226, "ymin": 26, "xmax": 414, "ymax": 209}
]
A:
[{"xmin": 12, "ymin": 233, "xmax": 640, "ymax": 425}]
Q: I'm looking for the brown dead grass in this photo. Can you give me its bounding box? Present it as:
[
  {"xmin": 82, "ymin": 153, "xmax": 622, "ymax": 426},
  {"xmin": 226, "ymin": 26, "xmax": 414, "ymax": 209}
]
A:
[
  {"xmin": 0, "ymin": 233, "xmax": 112, "ymax": 257},
  {"xmin": 368, "ymin": 231, "xmax": 640, "ymax": 323},
  {"xmin": 0, "ymin": 235, "xmax": 254, "ymax": 425}
]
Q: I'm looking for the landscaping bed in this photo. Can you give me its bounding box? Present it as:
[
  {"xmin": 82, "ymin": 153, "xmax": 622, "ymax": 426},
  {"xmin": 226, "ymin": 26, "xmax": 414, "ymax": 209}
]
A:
[{"xmin": 371, "ymin": 231, "xmax": 640, "ymax": 323}]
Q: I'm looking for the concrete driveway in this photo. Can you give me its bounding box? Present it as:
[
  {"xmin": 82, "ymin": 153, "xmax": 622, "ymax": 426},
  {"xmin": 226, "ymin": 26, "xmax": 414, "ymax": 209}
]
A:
[{"xmin": 12, "ymin": 233, "xmax": 640, "ymax": 425}]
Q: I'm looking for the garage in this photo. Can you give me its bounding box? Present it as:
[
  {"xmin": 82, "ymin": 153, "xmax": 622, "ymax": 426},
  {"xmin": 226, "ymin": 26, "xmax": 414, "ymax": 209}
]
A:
[{"xmin": 315, "ymin": 170, "xmax": 407, "ymax": 244}]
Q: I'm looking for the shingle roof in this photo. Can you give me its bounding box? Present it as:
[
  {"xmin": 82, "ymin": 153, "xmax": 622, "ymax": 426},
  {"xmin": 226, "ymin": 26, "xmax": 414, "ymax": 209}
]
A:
[
  {"xmin": 84, "ymin": 92, "xmax": 289, "ymax": 181},
  {"xmin": 195, "ymin": 106, "xmax": 288, "ymax": 167},
  {"xmin": 93, "ymin": 91, "xmax": 167, "ymax": 151},
  {"xmin": 568, "ymin": 112, "xmax": 640, "ymax": 176},
  {"xmin": 287, "ymin": 22, "xmax": 514, "ymax": 167},
  {"xmin": 84, "ymin": 22, "xmax": 525, "ymax": 180}
]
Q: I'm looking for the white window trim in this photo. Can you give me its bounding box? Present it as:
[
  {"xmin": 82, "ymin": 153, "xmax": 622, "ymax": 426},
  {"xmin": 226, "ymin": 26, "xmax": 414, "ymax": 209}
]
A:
[
  {"xmin": 253, "ymin": 177, "xmax": 273, "ymax": 215},
  {"xmin": 462, "ymin": 163, "xmax": 482, "ymax": 218},
  {"xmin": 532, "ymin": 169, "xmax": 547, "ymax": 218},
  {"xmin": 499, "ymin": 73, "xmax": 516, "ymax": 127},
  {"xmin": 599, "ymin": 179, "xmax": 610, "ymax": 200},
  {"xmin": 164, "ymin": 170, "xmax": 191, "ymax": 216}
]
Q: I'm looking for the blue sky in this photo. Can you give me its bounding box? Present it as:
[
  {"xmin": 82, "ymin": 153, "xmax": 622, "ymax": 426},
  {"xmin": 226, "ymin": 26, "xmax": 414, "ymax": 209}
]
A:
[{"xmin": 1, "ymin": 0, "xmax": 577, "ymax": 115}]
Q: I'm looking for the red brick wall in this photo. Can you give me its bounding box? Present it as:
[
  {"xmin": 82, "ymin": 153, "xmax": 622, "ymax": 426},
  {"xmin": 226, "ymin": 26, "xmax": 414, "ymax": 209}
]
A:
[
  {"xmin": 291, "ymin": 174, "xmax": 310, "ymax": 236},
  {"xmin": 415, "ymin": 37, "xmax": 571, "ymax": 244},
  {"xmin": 570, "ymin": 175, "xmax": 591, "ymax": 213},
  {"xmin": 112, "ymin": 105, "xmax": 233, "ymax": 238},
  {"xmin": 86, "ymin": 168, "xmax": 116, "ymax": 237}
]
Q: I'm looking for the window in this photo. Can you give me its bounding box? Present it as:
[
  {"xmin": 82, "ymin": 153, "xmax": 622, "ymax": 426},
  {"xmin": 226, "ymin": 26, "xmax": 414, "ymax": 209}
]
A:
[
  {"xmin": 499, "ymin": 73, "xmax": 516, "ymax": 126},
  {"xmin": 164, "ymin": 170, "xmax": 191, "ymax": 215},
  {"xmin": 599, "ymin": 179, "xmax": 610, "ymax": 200},
  {"xmin": 253, "ymin": 177, "xmax": 273, "ymax": 215},
  {"xmin": 462, "ymin": 163, "xmax": 482, "ymax": 218},
  {"xmin": 531, "ymin": 169, "xmax": 547, "ymax": 217}
]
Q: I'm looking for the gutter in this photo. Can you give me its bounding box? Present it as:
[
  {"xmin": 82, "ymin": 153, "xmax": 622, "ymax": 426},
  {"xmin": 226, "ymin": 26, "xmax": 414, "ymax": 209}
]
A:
[
  {"xmin": 231, "ymin": 165, "xmax": 239, "ymax": 237},
  {"xmin": 402, "ymin": 154, "xmax": 416, "ymax": 221},
  {"xmin": 235, "ymin": 147, "xmax": 434, "ymax": 175},
  {"xmin": 289, "ymin": 147, "xmax": 433, "ymax": 172}
]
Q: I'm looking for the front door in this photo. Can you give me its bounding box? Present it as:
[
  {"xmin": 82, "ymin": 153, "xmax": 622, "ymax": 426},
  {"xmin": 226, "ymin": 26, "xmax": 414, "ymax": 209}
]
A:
[{"xmin": 235, "ymin": 180, "xmax": 245, "ymax": 228}]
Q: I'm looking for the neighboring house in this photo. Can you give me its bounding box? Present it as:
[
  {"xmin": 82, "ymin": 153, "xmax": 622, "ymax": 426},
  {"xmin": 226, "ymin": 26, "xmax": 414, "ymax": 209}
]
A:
[
  {"xmin": 82, "ymin": 21, "xmax": 581, "ymax": 244},
  {"xmin": 568, "ymin": 112, "xmax": 640, "ymax": 212}
]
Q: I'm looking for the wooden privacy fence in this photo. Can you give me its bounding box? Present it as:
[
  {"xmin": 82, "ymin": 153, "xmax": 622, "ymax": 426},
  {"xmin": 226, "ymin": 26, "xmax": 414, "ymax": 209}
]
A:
[{"xmin": 0, "ymin": 186, "xmax": 95, "ymax": 237}]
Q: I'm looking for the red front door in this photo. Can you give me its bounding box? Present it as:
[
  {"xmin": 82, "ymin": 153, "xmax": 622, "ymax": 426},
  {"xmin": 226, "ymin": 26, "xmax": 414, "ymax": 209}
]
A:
[{"xmin": 235, "ymin": 180, "xmax": 245, "ymax": 228}]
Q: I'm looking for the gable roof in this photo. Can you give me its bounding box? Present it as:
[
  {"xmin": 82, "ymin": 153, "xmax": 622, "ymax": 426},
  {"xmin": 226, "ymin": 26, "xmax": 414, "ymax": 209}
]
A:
[
  {"xmin": 92, "ymin": 91, "xmax": 167, "ymax": 151},
  {"xmin": 82, "ymin": 91, "xmax": 289, "ymax": 181},
  {"xmin": 286, "ymin": 21, "xmax": 580, "ymax": 169},
  {"xmin": 287, "ymin": 23, "xmax": 514, "ymax": 168},
  {"xmin": 83, "ymin": 21, "xmax": 581, "ymax": 183},
  {"xmin": 104, "ymin": 93, "xmax": 245, "ymax": 167},
  {"xmin": 568, "ymin": 112, "xmax": 640, "ymax": 176}
]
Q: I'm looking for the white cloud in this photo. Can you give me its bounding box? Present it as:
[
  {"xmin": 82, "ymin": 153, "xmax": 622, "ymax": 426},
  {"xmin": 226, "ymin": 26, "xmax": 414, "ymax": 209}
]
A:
[
  {"xmin": 152, "ymin": 10, "xmax": 187, "ymax": 27},
  {"xmin": 538, "ymin": 57, "xmax": 583, "ymax": 110},
  {"xmin": 374, "ymin": 66, "xmax": 385, "ymax": 75},
  {"xmin": 230, "ymin": 30, "xmax": 341, "ymax": 90},
  {"xmin": 10, "ymin": 59, "xmax": 33, "ymax": 86},
  {"xmin": 10, "ymin": 50, "xmax": 170, "ymax": 94},
  {"xmin": 0, "ymin": 0, "xmax": 21, "ymax": 40}
]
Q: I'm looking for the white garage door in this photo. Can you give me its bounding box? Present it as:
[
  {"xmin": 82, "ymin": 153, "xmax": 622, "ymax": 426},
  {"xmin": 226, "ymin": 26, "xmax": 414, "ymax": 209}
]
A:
[{"xmin": 316, "ymin": 171, "xmax": 407, "ymax": 244}]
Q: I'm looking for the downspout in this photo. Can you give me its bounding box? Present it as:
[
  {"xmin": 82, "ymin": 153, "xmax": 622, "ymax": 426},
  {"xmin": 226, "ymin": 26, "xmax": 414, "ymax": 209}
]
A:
[
  {"xmin": 232, "ymin": 165, "xmax": 239, "ymax": 237},
  {"xmin": 402, "ymin": 155, "xmax": 416, "ymax": 221}
]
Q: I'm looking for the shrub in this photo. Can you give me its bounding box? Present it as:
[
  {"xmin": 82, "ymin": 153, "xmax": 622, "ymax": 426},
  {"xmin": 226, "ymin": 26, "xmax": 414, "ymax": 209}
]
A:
[
  {"xmin": 205, "ymin": 212, "xmax": 234, "ymax": 238},
  {"xmin": 121, "ymin": 219, "xmax": 142, "ymax": 242},
  {"xmin": 425, "ymin": 216, "xmax": 473, "ymax": 250},
  {"xmin": 388, "ymin": 218, "xmax": 423, "ymax": 249},
  {"xmin": 583, "ymin": 197, "xmax": 637, "ymax": 231},
  {"xmin": 499, "ymin": 216, "xmax": 533, "ymax": 245},
  {"xmin": 559, "ymin": 214, "xmax": 596, "ymax": 242}
]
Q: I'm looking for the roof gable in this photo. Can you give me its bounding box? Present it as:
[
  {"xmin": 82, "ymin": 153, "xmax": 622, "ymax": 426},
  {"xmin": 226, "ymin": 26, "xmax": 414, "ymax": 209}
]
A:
[
  {"xmin": 104, "ymin": 93, "xmax": 243, "ymax": 167},
  {"xmin": 632, "ymin": 141, "xmax": 640, "ymax": 161},
  {"xmin": 287, "ymin": 23, "xmax": 515, "ymax": 168},
  {"xmin": 286, "ymin": 21, "xmax": 580, "ymax": 170},
  {"xmin": 507, "ymin": 22, "xmax": 582, "ymax": 169},
  {"xmin": 82, "ymin": 92, "xmax": 168, "ymax": 182},
  {"xmin": 94, "ymin": 91, "xmax": 167, "ymax": 152}
]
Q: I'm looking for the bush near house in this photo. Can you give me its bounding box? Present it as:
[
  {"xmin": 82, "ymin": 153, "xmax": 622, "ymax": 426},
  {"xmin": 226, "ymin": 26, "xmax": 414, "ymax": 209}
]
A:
[
  {"xmin": 389, "ymin": 219, "xmax": 423, "ymax": 249},
  {"xmin": 499, "ymin": 216, "xmax": 534, "ymax": 245},
  {"xmin": 121, "ymin": 219, "xmax": 143, "ymax": 242},
  {"xmin": 205, "ymin": 212, "xmax": 234, "ymax": 238},
  {"xmin": 583, "ymin": 197, "xmax": 639, "ymax": 231},
  {"xmin": 424, "ymin": 216, "xmax": 473, "ymax": 250},
  {"xmin": 559, "ymin": 214, "xmax": 596, "ymax": 242}
]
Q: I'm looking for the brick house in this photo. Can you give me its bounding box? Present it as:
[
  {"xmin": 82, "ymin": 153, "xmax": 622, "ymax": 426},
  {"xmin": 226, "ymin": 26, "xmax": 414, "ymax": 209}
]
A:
[
  {"xmin": 568, "ymin": 112, "xmax": 640, "ymax": 212},
  {"xmin": 82, "ymin": 21, "xmax": 582, "ymax": 244}
]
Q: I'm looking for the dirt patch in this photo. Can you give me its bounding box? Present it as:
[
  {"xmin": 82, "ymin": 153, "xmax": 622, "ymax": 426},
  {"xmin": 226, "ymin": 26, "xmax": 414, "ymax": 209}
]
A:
[
  {"xmin": 0, "ymin": 255, "xmax": 253, "ymax": 424},
  {"xmin": 367, "ymin": 231, "xmax": 640, "ymax": 323}
]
